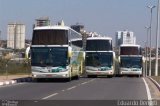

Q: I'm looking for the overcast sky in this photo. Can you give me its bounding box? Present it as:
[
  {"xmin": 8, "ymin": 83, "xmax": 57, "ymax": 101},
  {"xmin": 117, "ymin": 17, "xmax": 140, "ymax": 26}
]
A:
[{"xmin": 0, "ymin": 0, "xmax": 159, "ymax": 47}]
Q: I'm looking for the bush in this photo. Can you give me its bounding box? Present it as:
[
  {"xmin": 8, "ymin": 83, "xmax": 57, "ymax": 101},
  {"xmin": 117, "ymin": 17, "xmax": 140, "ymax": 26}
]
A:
[{"xmin": 0, "ymin": 59, "xmax": 31, "ymax": 75}]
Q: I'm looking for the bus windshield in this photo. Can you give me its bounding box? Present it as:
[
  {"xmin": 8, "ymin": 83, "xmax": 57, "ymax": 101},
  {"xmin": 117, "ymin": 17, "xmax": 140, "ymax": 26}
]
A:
[
  {"xmin": 120, "ymin": 47, "xmax": 141, "ymax": 55},
  {"xmin": 31, "ymin": 47, "xmax": 68, "ymax": 67},
  {"xmin": 120, "ymin": 57, "xmax": 142, "ymax": 68},
  {"xmin": 86, "ymin": 40, "xmax": 112, "ymax": 51},
  {"xmin": 85, "ymin": 52, "xmax": 113, "ymax": 67},
  {"xmin": 32, "ymin": 30, "xmax": 68, "ymax": 45}
]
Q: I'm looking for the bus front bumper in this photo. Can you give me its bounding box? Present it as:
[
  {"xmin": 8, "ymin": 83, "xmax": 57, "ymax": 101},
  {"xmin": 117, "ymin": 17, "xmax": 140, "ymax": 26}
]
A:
[
  {"xmin": 32, "ymin": 72, "xmax": 70, "ymax": 79},
  {"xmin": 120, "ymin": 71, "xmax": 142, "ymax": 75},
  {"xmin": 86, "ymin": 70, "xmax": 114, "ymax": 76}
]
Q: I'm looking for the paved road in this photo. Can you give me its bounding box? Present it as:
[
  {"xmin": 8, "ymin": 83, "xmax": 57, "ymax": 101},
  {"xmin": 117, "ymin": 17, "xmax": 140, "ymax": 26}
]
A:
[
  {"xmin": 0, "ymin": 77, "xmax": 148, "ymax": 100},
  {"xmin": 43, "ymin": 77, "xmax": 148, "ymax": 100}
]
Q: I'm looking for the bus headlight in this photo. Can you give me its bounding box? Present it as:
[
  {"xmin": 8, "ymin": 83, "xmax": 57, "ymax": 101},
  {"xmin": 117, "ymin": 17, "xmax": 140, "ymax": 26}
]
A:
[
  {"xmin": 62, "ymin": 74, "xmax": 68, "ymax": 77},
  {"xmin": 59, "ymin": 69, "xmax": 68, "ymax": 72},
  {"xmin": 109, "ymin": 71, "xmax": 113, "ymax": 74},
  {"xmin": 33, "ymin": 74, "xmax": 37, "ymax": 77}
]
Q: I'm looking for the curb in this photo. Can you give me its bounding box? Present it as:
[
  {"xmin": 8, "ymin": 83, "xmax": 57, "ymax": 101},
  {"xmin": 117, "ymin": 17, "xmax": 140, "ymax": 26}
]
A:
[
  {"xmin": 0, "ymin": 77, "xmax": 32, "ymax": 87},
  {"xmin": 0, "ymin": 80, "xmax": 17, "ymax": 86},
  {"xmin": 148, "ymin": 77, "xmax": 160, "ymax": 91},
  {"xmin": 14, "ymin": 77, "xmax": 32, "ymax": 83}
]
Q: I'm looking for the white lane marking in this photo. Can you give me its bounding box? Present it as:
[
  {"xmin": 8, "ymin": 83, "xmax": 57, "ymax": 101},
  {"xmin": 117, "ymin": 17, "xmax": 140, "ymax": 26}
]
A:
[
  {"xmin": 81, "ymin": 82, "xmax": 88, "ymax": 85},
  {"xmin": 42, "ymin": 93, "xmax": 58, "ymax": 100},
  {"xmin": 81, "ymin": 79, "xmax": 95, "ymax": 85},
  {"xmin": 67, "ymin": 86, "xmax": 76, "ymax": 91},
  {"xmin": 142, "ymin": 78, "xmax": 152, "ymax": 100},
  {"xmin": 88, "ymin": 79, "xmax": 95, "ymax": 82},
  {"xmin": 42, "ymin": 79, "xmax": 96, "ymax": 100}
]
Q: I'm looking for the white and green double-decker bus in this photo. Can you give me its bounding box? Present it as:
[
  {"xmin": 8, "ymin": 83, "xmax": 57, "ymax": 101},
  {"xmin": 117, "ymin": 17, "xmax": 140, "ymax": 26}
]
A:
[
  {"xmin": 85, "ymin": 37, "xmax": 116, "ymax": 78},
  {"xmin": 30, "ymin": 25, "xmax": 84, "ymax": 81},
  {"xmin": 118, "ymin": 44, "xmax": 144, "ymax": 77}
]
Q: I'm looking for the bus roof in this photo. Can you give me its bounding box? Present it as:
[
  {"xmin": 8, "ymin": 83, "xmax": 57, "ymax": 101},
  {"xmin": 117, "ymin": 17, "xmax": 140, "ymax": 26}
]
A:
[
  {"xmin": 87, "ymin": 36, "xmax": 112, "ymax": 40},
  {"xmin": 70, "ymin": 38, "xmax": 82, "ymax": 42},
  {"xmin": 33, "ymin": 25, "xmax": 82, "ymax": 37},
  {"xmin": 120, "ymin": 44, "xmax": 141, "ymax": 47},
  {"xmin": 34, "ymin": 25, "xmax": 70, "ymax": 30}
]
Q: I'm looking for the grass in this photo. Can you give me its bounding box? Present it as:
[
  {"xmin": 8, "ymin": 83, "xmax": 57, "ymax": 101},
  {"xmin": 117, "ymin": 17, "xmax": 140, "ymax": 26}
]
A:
[
  {"xmin": 151, "ymin": 76, "xmax": 160, "ymax": 84},
  {"xmin": 0, "ymin": 60, "xmax": 31, "ymax": 75}
]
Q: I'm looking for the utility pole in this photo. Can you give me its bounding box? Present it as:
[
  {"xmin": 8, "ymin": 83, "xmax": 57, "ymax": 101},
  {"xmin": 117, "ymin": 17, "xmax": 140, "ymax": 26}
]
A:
[
  {"xmin": 155, "ymin": 0, "xmax": 160, "ymax": 76},
  {"xmin": 145, "ymin": 26, "xmax": 150, "ymax": 76},
  {"xmin": 147, "ymin": 5, "xmax": 156, "ymax": 76}
]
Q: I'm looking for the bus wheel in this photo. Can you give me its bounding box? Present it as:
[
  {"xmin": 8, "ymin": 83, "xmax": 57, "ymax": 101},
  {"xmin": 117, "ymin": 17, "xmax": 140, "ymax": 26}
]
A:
[
  {"xmin": 66, "ymin": 77, "xmax": 72, "ymax": 82},
  {"xmin": 107, "ymin": 75, "xmax": 113, "ymax": 78},
  {"xmin": 87, "ymin": 75, "xmax": 92, "ymax": 78},
  {"xmin": 75, "ymin": 75, "xmax": 79, "ymax": 80},
  {"xmin": 87, "ymin": 75, "xmax": 97, "ymax": 78}
]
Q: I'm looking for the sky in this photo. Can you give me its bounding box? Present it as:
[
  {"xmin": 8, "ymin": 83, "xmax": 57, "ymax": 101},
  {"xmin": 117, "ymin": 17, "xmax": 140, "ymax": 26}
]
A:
[{"xmin": 0, "ymin": 0, "xmax": 159, "ymax": 47}]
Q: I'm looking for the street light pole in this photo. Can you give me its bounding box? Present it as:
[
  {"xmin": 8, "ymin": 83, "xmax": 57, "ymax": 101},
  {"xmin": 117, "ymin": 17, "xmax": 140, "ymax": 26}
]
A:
[
  {"xmin": 144, "ymin": 41, "xmax": 147, "ymax": 77},
  {"xmin": 145, "ymin": 26, "xmax": 150, "ymax": 76},
  {"xmin": 155, "ymin": 0, "xmax": 160, "ymax": 76},
  {"xmin": 147, "ymin": 5, "xmax": 156, "ymax": 76}
]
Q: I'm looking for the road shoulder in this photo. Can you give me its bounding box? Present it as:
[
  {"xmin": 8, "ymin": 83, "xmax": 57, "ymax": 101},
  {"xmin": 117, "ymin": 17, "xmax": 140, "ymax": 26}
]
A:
[
  {"xmin": 145, "ymin": 77, "xmax": 160, "ymax": 100},
  {"xmin": 0, "ymin": 75, "xmax": 31, "ymax": 86}
]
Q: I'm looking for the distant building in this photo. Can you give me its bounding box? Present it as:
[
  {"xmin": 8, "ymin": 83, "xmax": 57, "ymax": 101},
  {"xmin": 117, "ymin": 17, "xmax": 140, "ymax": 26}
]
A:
[
  {"xmin": 35, "ymin": 17, "xmax": 51, "ymax": 27},
  {"xmin": 115, "ymin": 30, "xmax": 136, "ymax": 48},
  {"xmin": 71, "ymin": 24, "xmax": 84, "ymax": 33},
  {"xmin": 87, "ymin": 32, "xmax": 101, "ymax": 37},
  {"xmin": 7, "ymin": 22, "xmax": 25, "ymax": 49},
  {"xmin": 57, "ymin": 20, "xmax": 65, "ymax": 26}
]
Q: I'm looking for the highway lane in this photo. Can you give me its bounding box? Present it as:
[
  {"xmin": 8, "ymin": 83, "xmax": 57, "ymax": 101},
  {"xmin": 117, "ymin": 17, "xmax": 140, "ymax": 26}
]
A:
[
  {"xmin": 0, "ymin": 78, "xmax": 91, "ymax": 100},
  {"xmin": 46, "ymin": 77, "xmax": 148, "ymax": 100},
  {"xmin": 0, "ymin": 77, "xmax": 148, "ymax": 100}
]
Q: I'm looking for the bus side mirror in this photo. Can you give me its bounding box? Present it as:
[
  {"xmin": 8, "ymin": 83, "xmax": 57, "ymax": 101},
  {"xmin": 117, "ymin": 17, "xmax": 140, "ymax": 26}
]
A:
[
  {"xmin": 68, "ymin": 47, "xmax": 72, "ymax": 58},
  {"xmin": 25, "ymin": 46, "xmax": 31, "ymax": 59},
  {"xmin": 83, "ymin": 52, "xmax": 86, "ymax": 60},
  {"xmin": 118, "ymin": 56, "xmax": 120, "ymax": 63},
  {"xmin": 142, "ymin": 56, "xmax": 145, "ymax": 63}
]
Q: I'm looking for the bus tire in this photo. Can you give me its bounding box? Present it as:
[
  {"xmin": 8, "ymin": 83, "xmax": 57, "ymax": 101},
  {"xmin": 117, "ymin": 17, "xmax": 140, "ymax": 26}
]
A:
[
  {"xmin": 87, "ymin": 75, "xmax": 96, "ymax": 78},
  {"xmin": 107, "ymin": 75, "xmax": 113, "ymax": 78},
  {"xmin": 137, "ymin": 75, "xmax": 142, "ymax": 78},
  {"xmin": 87, "ymin": 75, "xmax": 92, "ymax": 78},
  {"xmin": 75, "ymin": 75, "xmax": 79, "ymax": 80},
  {"xmin": 66, "ymin": 77, "xmax": 72, "ymax": 82}
]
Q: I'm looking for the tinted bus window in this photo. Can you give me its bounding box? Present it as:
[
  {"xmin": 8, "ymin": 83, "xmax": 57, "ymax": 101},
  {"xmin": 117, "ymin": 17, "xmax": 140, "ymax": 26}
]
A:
[
  {"xmin": 120, "ymin": 47, "xmax": 142, "ymax": 55},
  {"xmin": 32, "ymin": 30, "xmax": 68, "ymax": 45},
  {"xmin": 86, "ymin": 40, "xmax": 112, "ymax": 51}
]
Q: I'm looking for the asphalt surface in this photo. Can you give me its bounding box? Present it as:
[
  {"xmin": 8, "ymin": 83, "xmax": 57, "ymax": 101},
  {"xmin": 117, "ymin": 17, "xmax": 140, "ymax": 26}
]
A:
[{"xmin": 0, "ymin": 77, "xmax": 148, "ymax": 100}]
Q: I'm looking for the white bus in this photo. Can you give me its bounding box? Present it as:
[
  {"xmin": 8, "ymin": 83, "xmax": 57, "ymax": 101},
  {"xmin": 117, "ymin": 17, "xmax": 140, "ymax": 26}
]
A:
[
  {"xmin": 118, "ymin": 44, "xmax": 144, "ymax": 77},
  {"xmin": 30, "ymin": 25, "xmax": 84, "ymax": 81},
  {"xmin": 85, "ymin": 37, "xmax": 115, "ymax": 78}
]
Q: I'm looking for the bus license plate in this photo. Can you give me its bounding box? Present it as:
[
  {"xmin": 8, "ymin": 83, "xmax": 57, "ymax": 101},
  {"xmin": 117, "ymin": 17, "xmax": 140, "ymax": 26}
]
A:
[
  {"xmin": 97, "ymin": 72, "xmax": 100, "ymax": 74},
  {"xmin": 46, "ymin": 75, "xmax": 52, "ymax": 77}
]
